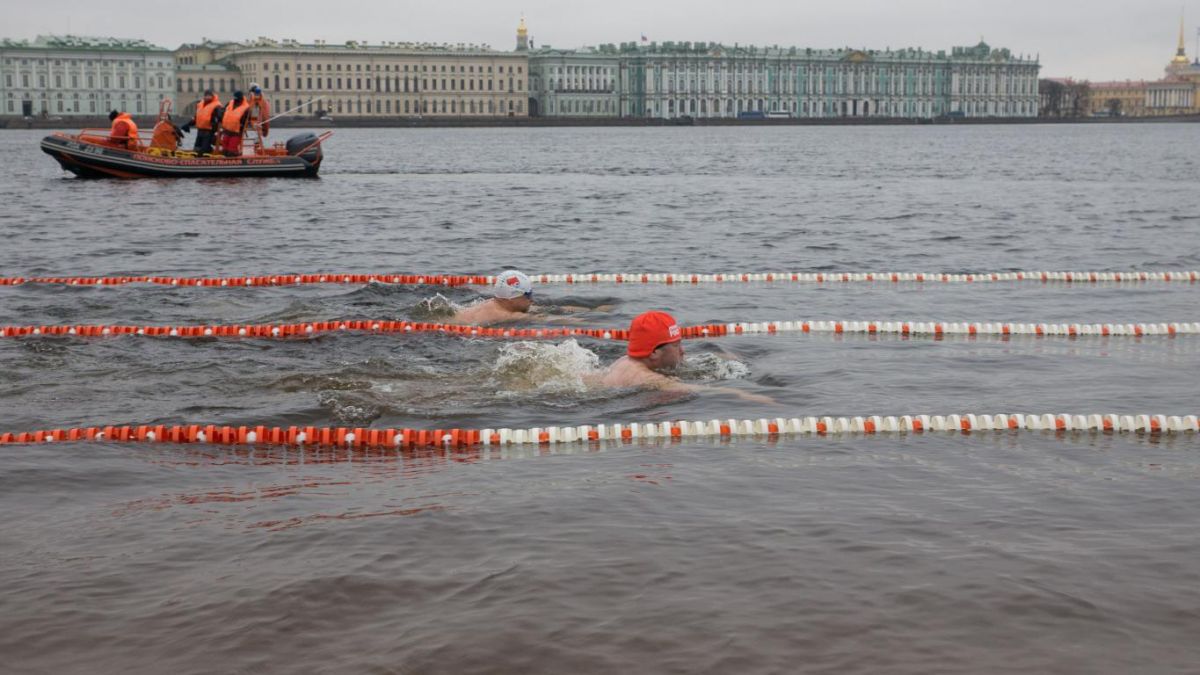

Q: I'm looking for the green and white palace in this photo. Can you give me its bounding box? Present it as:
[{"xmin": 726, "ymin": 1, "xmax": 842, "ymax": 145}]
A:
[{"xmin": 528, "ymin": 40, "xmax": 1040, "ymax": 119}]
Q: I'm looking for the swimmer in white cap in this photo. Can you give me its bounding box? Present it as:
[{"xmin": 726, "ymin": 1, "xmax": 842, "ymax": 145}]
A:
[{"xmin": 448, "ymin": 270, "xmax": 535, "ymax": 326}]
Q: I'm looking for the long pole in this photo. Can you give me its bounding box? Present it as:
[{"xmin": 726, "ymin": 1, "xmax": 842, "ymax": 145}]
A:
[{"xmin": 263, "ymin": 96, "xmax": 326, "ymax": 126}]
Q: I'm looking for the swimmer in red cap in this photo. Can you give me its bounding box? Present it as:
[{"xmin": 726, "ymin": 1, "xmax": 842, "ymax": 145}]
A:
[
  {"xmin": 450, "ymin": 270, "xmax": 534, "ymax": 325},
  {"xmin": 597, "ymin": 310, "xmax": 774, "ymax": 403}
]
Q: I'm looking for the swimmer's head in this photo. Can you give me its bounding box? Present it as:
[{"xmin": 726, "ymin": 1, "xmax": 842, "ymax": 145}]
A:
[
  {"xmin": 492, "ymin": 270, "xmax": 533, "ymax": 311},
  {"xmin": 627, "ymin": 310, "xmax": 684, "ymax": 370}
]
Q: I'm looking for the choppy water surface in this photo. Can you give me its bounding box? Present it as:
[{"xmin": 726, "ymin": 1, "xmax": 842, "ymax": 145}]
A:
[{"xmin": 1, "ymin": 125, "xmax": 1199, "ymax": 674}]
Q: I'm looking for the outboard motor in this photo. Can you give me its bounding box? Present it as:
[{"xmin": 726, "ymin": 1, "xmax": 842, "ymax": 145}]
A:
[{"xmin": 285, "ymin": 132, "xmax": 323, "ymax": 164}]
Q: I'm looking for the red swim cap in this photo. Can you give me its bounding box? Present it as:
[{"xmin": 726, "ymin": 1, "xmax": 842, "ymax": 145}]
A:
[{"xmin": 627, "ymin": 310, "xmax": 682, "ymax": 358}]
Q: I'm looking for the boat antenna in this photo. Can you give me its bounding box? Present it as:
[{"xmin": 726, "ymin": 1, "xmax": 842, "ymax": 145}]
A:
[{"xmin": 263, "ymin": 96, "xmax": 327, "ymax": 126}]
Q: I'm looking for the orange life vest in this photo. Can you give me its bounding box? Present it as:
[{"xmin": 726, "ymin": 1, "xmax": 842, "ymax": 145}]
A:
[
  {"xmin": 195, "ymin": 97, "xmax": 221, "ymax": 130},
  {"xmin": 109, "ymin": 113, "xmax": 139, "ymax": 148},
  {"xmin": 149, "ymin": 120, "xmax": 179, "ymax": 151},
  {"xmin": 221, "ymin": 100, "xmax": 250, "ymax": 134},
  {"xmin": 248, "ymin": 94, "xmax": 271, "ymax": 136},
  {"xmin": 247, "ymin": 94, "xmax": 270, "ymax": 120}
]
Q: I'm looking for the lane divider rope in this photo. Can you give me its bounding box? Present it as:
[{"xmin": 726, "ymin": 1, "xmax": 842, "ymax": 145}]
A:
[
  {"xmin": 3, "ymin": 413, "xmax": 1198, "ymax": 448},
  {"xmin": 2, "ymin": 319, "xmax": 1198, "ymax": 340},
  {"xmin": 1, "ymin": 270, "xmax": 1197, "ymax": 287}
]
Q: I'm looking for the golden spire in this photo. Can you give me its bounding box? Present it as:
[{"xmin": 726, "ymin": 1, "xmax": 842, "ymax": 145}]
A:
[
  {"xmin": 1173, "ymin": 10, "xmax": 1189, "ymax": 63},
  {"xmin": 518, "ymin": 15, "xmax": 528, "ymax": 37}
]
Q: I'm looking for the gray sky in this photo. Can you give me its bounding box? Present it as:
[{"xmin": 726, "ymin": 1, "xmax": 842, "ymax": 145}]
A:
[{"xmin": 6, "ymin": 0, "xmax": 1199, "ymax": 81}]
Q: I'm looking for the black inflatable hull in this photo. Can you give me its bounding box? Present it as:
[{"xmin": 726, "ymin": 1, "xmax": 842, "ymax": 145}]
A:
[{"xmin": 40, "ymin": 134, "xmax": 321, "ymax": 179}]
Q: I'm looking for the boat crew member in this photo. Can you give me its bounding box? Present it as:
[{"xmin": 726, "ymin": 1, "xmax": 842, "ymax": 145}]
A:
[
  {"xmin": 450, "ymin": 270, "xmax": 534, "ymax": 325},
  {"xmin": 148, "ymin": 117, "xmax": 184, "ymax": 152},
  {"xmin": 181, "ymin": 89, "xmax": 221, "ymax": 154},
  {"xmin": 219, "ymin": 90, "xmax": 251, "ymax": 157},
  {"xmin": 246, "ymin": 83, "xmax": 271, "ymax": 141},
  {"xmin": 593, "ymin": 310, "xmax": 775, "ymax": 403},
  {"xmin": 106, "ymin": 110, "xmax": 139, "ymax": 150}
]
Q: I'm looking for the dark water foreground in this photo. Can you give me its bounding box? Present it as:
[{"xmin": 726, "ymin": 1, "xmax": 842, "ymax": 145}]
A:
[{"xmin": 1, "ymin": 125, "xmax": 1199, "ymax": 674}]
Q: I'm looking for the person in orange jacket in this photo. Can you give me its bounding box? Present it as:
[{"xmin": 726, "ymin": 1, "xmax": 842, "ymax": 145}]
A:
[
  {"xmin": 148, "ymin": 117, "xmax": 184, "ymax": 151},
  {"xmin": 107, "ymin": 110, "xmax": 139, "ymax": 150},
  {"xmin": 181, "ymin": 89, "xmax": 221, "ymax": 154},
  {"xmin": 219, "ymin": 90, "xmax": 251, "ymax": 157},
  {"xmin": 247, "ymin": 83, "xmax": 271, "ymax": 139}
]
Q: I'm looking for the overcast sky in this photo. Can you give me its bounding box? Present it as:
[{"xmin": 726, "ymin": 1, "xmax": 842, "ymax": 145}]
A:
[{"xmin": 6, "ymin": 0, "xmax": 1199, "ymax": 81}]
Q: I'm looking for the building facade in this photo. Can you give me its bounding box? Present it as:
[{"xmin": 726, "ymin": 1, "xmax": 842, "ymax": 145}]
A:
[
  {"xmin": 1086, "ymin": 81, "xmax": 1148, "ymax": 117},
  {"xmin": 1146, "ymin": 16, "xmax": 1200, "ymax": 115},
  {"xmin": 527, "ymin": 47, "xmax": 619, "ymax": 117},
  {"xmin": 1072, "ymin": 17, "xmax": 1200, "ymax": 117},
  {"xmin": 0, "ymin": 35, "xmax": 174, "ymax": 118},
  {"xmin": 195, "ymin": 37, "xmax": 529, "ymax": 118},
  {"xmin": 529, "ymin": 39, "xmax": 1039, "ymax": 119}
]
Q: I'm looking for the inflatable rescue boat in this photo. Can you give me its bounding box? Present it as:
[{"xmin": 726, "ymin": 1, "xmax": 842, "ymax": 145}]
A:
[{"xmin": 41, "ymin": 129, "xmax": 329, "ymax": 179}]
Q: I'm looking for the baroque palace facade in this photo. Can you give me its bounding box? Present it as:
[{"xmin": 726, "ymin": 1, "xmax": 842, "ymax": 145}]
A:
[
  {"xmin": 0, "ymin": 35, "xmax": 174, "ymax": 118},
  {"xmin": 1, "ymin": 21, "xmax": 1045, "ymax": 121},
  {"xmin": 528, "ymin": 38, "xmax": 1041, "ymax": 119},
  {"xmin": 175, "ymin": 37, "xmax": 529, "ymax": 118}
]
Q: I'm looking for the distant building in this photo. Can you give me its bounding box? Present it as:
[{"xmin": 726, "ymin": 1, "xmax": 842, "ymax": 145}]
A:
[
  {"xmin": 528, "ymin": 35, "xmax": 1039, "ymax": 119},
  {"xmin": 179, "ymin": 32, "xmax": 528, "ymax": 119},
  {"xmin": 1071, "ymin": 15, "xmax": 1200, "ymax": 118},
  {"xmin": 172, "ymin": 41, "xmax": 246, "ymax": 115},
  {"xmin": 1146, "ymin": 15, "xmax": 1200, "ymax": 115},
  {"xmin": 1086, "ymin": 80, "xmax": 1147, "ymax": 117},
  {"xmin": 0, "ymin": 35, "xmax": 174, "ymax": 118},
  {"xmin": 528, "ymin": 46, "xmax": 619, "ymax": 117}
]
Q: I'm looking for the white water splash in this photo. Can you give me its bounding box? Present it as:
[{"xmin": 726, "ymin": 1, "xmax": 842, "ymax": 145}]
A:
[
  {"xmin": 674, "ymin": 351, "xmax": 751, "ymax": 381},
  {"xmin": 489, "ymin": 339, "xmax": 601, "ymax": 394}
]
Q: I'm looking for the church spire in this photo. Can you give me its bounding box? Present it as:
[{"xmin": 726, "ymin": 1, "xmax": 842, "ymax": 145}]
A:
[{"xmin": 1173, "ymin": 10, "xmax": 1189, "ymax": 63}]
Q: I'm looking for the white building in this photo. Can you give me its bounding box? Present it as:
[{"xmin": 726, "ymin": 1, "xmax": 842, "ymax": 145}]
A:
[
  {"xmin": 528, "ymin": 47, "xmax": 619, "ymax": 117},
  {"xmin": 0, "ymin": 35, "xmax": 174, "ymax": 119}
]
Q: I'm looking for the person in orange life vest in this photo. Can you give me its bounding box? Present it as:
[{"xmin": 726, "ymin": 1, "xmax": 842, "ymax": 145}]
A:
[
  {"xmin": 107, "ymin": 110, "xmax": 139, "ymax": 150},
  {"xmin": 180, "ymin": 89, "xmax": 221, "ymax": 154},
  {"xmin": 594, "ymin": 310, "xmax": 775, "ymax": 403},
  {"xmin": 219, "ymin": 90, "xmax": 250, "ymax": 156},
  {"xmin": 246, "ymin": 83, "xmax": 271, "ymax": 138},
  {"xmin": 148, "ymin": 117, "xmax": 184, "ymax": 151}
]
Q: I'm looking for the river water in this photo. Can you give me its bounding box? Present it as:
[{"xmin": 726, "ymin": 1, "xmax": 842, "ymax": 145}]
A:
[{"xmin": 1, "ymin": 125, "xmax": 1199, "ymax": 674}]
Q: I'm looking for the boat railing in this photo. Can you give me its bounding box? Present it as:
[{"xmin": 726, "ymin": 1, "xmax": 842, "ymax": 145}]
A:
[{"xmin": 69, "ymin": 128, "xmax": 149, "ymax": 153}]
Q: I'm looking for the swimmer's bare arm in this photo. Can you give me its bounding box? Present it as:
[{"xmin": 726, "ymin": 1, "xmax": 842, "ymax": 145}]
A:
[
  {"xmin": 652, "ymin": 378, "xmax": 777, "ymax": 405},
  {"xmin": 555, "ymin": 304, "xmax": 616, "ymax": 314}
]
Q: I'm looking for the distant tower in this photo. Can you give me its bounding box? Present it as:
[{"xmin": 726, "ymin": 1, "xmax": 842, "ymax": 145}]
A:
[
  {"xmin": 1173, "ymin": 11, "xmax": 1190, "ymax": 64},
  {"xmin": 516, "ymin": 16, "xmax": 529, "ymax": 52}
]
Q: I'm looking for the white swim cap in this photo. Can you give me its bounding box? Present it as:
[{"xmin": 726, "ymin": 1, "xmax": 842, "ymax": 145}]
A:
[{"xmin": 493, "ymin": 270, "xmax": 532, "ymax": 299}]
